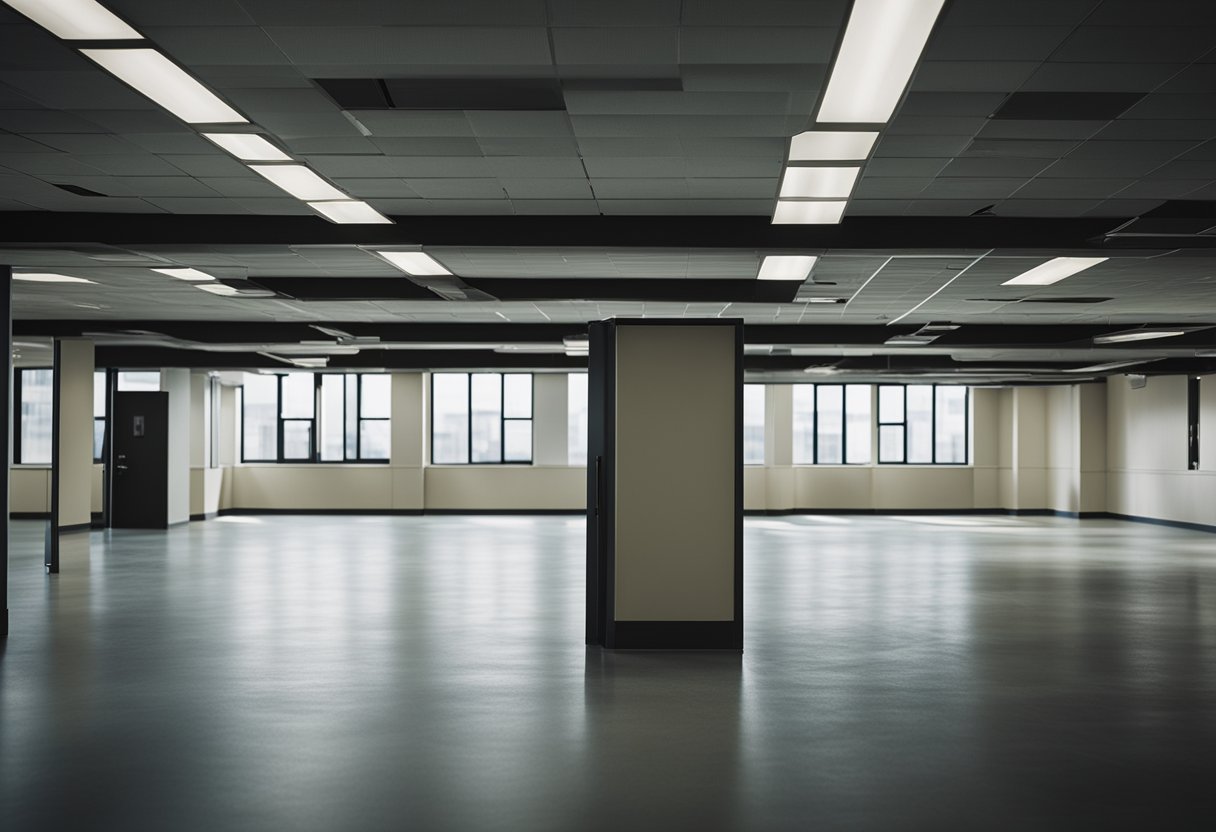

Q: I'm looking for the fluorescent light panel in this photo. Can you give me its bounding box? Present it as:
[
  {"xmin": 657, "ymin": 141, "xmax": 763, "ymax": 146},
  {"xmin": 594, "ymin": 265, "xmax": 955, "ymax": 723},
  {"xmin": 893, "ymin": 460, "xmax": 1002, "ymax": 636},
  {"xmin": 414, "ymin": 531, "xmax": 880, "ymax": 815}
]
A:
[
  {"xmin": 1002, "ymin": 257, "xmax": 1108, "ymax": 286},
  {"xmin": 376, "ymin": 251, "xmax": 452, "ymax": 276},
  {"xmin": 3, "ymin": 0, "xmax": 141, "ymax": 40},
  {"xmin": 201, "ymin": 133, "xmax": 290, "ymax": 161},
  {"xmin": 198, "ymin": 284, "xmax": 238, "ymax": 296},
  {"xmin": 1093, "ymin": 330, "xmax": 1187, "ymax": 344},
  {"xmin": 248, "ymin": 164, "xmax": 346, "ymax": 201},
  {"xmin": 80, "ymin": 48, "xmax": 245, "ymax": 124},
  {"xmin": 772, "ymin": 200, "xmax": 848, "ymax": 225},
  {"xmin": 817, "ymin": 0, "xmax": 947, "ymax": 124},
  {"xmin": 757, "ymin": 255, "xmax": 818, "ymax": 281},
  {"xmin": 780, "ymin": 166, "xmax": 860, "ymax": 199},
  {"xmin": 789, "ymin": 131, "xmax": 879, "ymax": 161},
  {"xmin": 14, "ymin": 272, "xmax": 94, "ymax": 283},
  {"xmin": 151, "ymin": 267, "xmax": 215, "ymax": 282},
  {"xmin": 309, "ymin": 200, "xmax": 392, "ymax": 225}
]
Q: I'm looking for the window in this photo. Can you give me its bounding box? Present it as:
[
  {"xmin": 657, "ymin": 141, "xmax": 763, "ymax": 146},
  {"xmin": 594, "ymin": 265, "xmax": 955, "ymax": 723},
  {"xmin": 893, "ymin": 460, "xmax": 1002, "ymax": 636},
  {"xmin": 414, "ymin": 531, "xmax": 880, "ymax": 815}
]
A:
[
  {"xmin": 431, "ymin": 373, "xmax": 533, "ymax": 464},
  {"xmin": 116, "ymin": 371, "xmax": 160, "ymax": 391},
  {"xmin": 241, "ymin": 372, "xmax": 390, "ymax": 463},
  {"xmin": 793, "ymin": 384, "xmax": 873, "ymax": 464},
  {"xmin": 568, "ymin": 373, "xmax": 588, "ymax": 466},
  {"xmin": 93, "ymin": 370, "xmax": 107, "ymax": 463},
  {"xmin": 877, "ymin": 385, "xmax": 969, "ymax": 464},
  {"xmin": 15, "ymin": 368, "xmax": 54, "ymax": 464},
  {"xmin": 743, "ymin": 384, "xmax": 765, "ymax": 465}
]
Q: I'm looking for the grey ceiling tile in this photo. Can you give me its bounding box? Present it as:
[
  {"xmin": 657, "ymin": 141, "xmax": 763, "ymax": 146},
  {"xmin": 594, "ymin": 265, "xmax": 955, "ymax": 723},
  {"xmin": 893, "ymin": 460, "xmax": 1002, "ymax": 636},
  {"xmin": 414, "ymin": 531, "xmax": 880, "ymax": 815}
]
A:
[
  {"xmin": 372, "ymin": 137, "xmax": 485, "ymax": 157},
  {"xmin": 874, "ymin": 135, "xmax": 974, "ymax": 157},
  {"xmin": 941, "ymin": 0, "xmax": 1097, "ymax": 26},
  {"xmin": 79, "ymin": 154, "xmax": 190, "ymax": 176},
  {"xmin": 1095, "ymin": 119, "xmax": 1216, "ymax": 141},
  {"xmin": 476, "ymin": 137, "xmax": 580, "ymax": 157},
  {"xmin": 1052, "ymin": 28, "xmax": 1216, "ymax": 63},
  {"xmin": 193, "ymin": 66, "xmax": 315, "ymax": 89},
  {"xmin": 348, "ymin": 110, "xmax": 473, "ymax": 138},
  {"xmin": 678, "ymin": 137, "xmax": 785, "ymax": 158},
  {"xmin": 904, "ymin": 199, "xmax": 998, "ymax": 216},
  {"xmin": 1156, "ymin": 64, "xmax": 1216, "ymax": 93},
  {"xmin": 283, "ymin": 137, "xmax": 381, "ymax": 155},
  {"xmin": 918, "ymin": 178, "xmax": 1027, "ymax": 199},
  {"xmin": 886, "ymin": 116, "xmax": 989, "ymax": 136},
  {"xmin": 852, "ymin": 178, "xmax": 931, "ymax": 199},
  {"xmin": 1067, "ymin": 139, "xmax": 1201, "ymax": 160},
  {"xmin": 1121, "ymin": 95, "xmax": 1216, "ymax": 120},
  {"xmin": 387, "ymin": 157, "xmax": 493, "ymax": 177},
  {"xmin": 0, "ymin": 154, "xmax": 106, "ymax": 175},
  {"xmin": 240, "ymin": 0, "xmax": 549, "ymax": 26},
  {"xmin": 507, "ymin": 198, "xmax": 603, "ymax": 215},
  {"xmin": 864, "ymin": 157, "xmax": 951, "ymax": 178},
  {"xmin": 900, "ymin": 92, "xmax": 1008, "ymax": 117},
  {"xmin": 1179, "ymin": 140, "xmax": 1216, "ymax": 160},
  {"xmin": 0, "ymin": 134, "xmax": 59, "ymax": 153},
  {"xmin": 591, "ymin": 178, "xmax": 689, "ymax": 198},
  {"xmin": 570, "ymin": 114, "xmax": 793, "ymax": 138},
  {"xmin": 995, "ymin": 199, "xmax": 1104, "ymax": 217},
  {"xmin": 195, "ymin": 177, "xmax": 285, "ymax": 198},
  {"xmin": 925, "ymin": 27, "xmax": 1073, "ymax": 62},
  {"xmin": 223, "ymin": 88, "xmax": 338, "ymax": 116},
  {"xmin": 403, "ymin": 179, "xmax": 506, "ymax": 199},
  {"xmin": 0, "ymin": 110, "xmax": 109, "ymax": 133},
  {"xmin": 976, "ymin": 120, "xmax": 1108, "ymax": 141},
  {"xmin": 962, "ymin": 138, "xmax": 1081, "ymax": 158},
  {"xmin": 596, "ymin": 198, "xmax": 771, "ymax": 214},
  {"xmin": 501, "ymin": 179, "xmax": 595, "ymax": 199},
  {"xmin": 163, "ymin": 154, "xmax": 253, "ymax": 177},
  {"xmin": 1111, "ymin": 180, "xmax": 1208, "ymax": 199},
  {"xmin": 680, "ymin": 27, "xmax": 839, "ymax": 64},
  {"xmin": 583, "ymin": 157, "xmax": 684, "ymax": 177},
  {"xmin": 684, "ymin": 158, "xmax": 781, "ymax": 178},
  {"xmin": 685, "ymin": 178, "xmax": 775, "ymax": 198},
  {"xmin": 106, "ymin": 0, "xmax": 256, "ymax": 25},
  {"xmin": 680, "ymin": 63, "xmax": 826, "ymax": 93},
  {"xmin": 252, "ymin": 112, "xmax": 360, "ymax": 140},
  {"xmin": 550, "ymin": 27, "xmax": 679, "ymax": 64},
  {"xmin": 110, "ymin": 133, "xmax": 214, "ymax": 156},
  {"xmin": 465, "ymin": 111, "xmax": 574, "ymax": 138},
  {"xmin": 112, "ymin": 177, "xmax": 223, "ymax": 197},
  {"xmin": 845, "ymin": 200, "xmax": 912, "ymax": 216},
  {"xmin": 1037, "ymin": 158, "xmax": 1161, "ymax": 178},
  {"xmin": 575, "ymin": 137, "xmax": 684, "ymax": 156},
  {"xmin": 681, "ymin": 0, "xmax": 847, "ymax": 26},
  {"xmin": 142, "ymin": 26, "xmax": 290, "ymax": 66},
  {"xmin": 265, "ymin": 26, "xmax": 553, "ymax": 64},
  {"xmin": 330, "ymin": 178, "xmax": 419, "ymax": 198},
  {"xmin": 306, "ymin": 156, "xmax": 399, "ymax": 178},
  {"xmin": 1144, "ymin": 160, "xmax": 1216, "ymax": 179},
  {"xmin": 0, "ymin": 70, "xmax": 154, "ymax": 110},
  {"xmin": 376, "ymin": 198, "xmax": 514, "ymax": 215},
  {"xmin": 912, "ymin": 62, "xmax": 1040, "ymax": 92},
  {"xmin": 938, "ymin": 157, "xmax": 1051, "ymax": 178},
  {"xmin": 80, "ymin": 110, "xmax": 190, "ymax": 134},
  {"xmin": 486, "ymin": 157, "xmax": 587, "ymax": 178},
  {"xmin": 563, "ymin": 90, "xmax": 794, "ymax": 116},
  {"xmin": 1021, "ymin": 62, "xmax": 1186, "ymax": 92},
  {"xmin": 1084, "ymin": 199, "xmax": 1168, "ymax": 217},
  {"xmin": 225, "ymin": 197, "xmax": 314, "ymax": 215},
  {"xmin": 547, "ymin": 0, "xmax": 681, "ymax": 25},
  {"xmin": 143, "ymin": 197, "xmax": 250, "ymax": 214},
  {"xmin": 1014, "ymin": 178, "xmax": 1135, "ymax": 199}
]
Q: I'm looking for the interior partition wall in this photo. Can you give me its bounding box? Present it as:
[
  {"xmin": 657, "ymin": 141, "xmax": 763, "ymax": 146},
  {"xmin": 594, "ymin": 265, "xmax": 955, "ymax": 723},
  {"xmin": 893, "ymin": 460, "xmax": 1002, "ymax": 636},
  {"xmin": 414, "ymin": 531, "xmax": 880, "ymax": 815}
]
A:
[{"xmin": 587, "ymin": 319, "xmax": 743, "ymax": 650}]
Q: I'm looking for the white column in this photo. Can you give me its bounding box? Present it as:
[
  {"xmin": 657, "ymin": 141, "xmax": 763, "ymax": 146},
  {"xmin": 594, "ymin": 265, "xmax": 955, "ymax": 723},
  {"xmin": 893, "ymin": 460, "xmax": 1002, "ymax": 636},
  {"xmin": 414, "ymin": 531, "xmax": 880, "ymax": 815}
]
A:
[
  {"xmin": 533, "ymin": 373, "xmax": 569, "ymax": 466},
  {"xmin": 161, "ymin": 369, "xmax": 191, "ymax": 525}
]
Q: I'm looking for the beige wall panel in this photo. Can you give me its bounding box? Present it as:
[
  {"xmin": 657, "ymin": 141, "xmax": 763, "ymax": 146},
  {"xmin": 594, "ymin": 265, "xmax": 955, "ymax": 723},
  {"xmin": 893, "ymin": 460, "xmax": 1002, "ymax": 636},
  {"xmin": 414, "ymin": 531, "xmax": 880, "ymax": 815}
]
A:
[
  {"xmin": 189, "ymin": 468, "xmax": 204, "ymax": 517},
  {"xmin": 793, "ymin": 467, "xmax": 873, "ymax": 509},
  {"xmin": 390, "ymin": 467, "xmax": 425, "ymax": 510},
  {"xmin": 971, "ymin": 388, "xmax": 1000, "ymax": 468},
  {"xmin": 743, "ymin": 466, "xmax": 766, "ymax": 510},
  {"xmin": 390, "ymin": 373, "xmax": 423, "ymax": 467},
  {"xmin": 57, "ymin": 339, "xmax": 94, "ymax": 527},
  {"xmin": 532, "ymin": 374, "xmax": 569, "ymax": 466},
  {"xmin": 233, "ymin": 466, "xmax": 393, "ymax": 510},
  {"xmin": 872, "ymin": 467, "xmax": 973, "ymax": 510},
  {"xmin": 11, "ymin": 468, "xmax": 50, "ymax": 512},
  {"xmin": 91, "ymin": 463, "xmax": 103, "ymax": 513},
  {"xmin": 613, "ymin": 326, "xmax": 736, "ymax": 622},
  {"xmin": 764, "ymin": 466, "xmax": 795, "ymax": 511},
  {"xmin": 163, "ymin": 369, "xmax": 191, "ymax": 525},
  {"xmin": 424, "ymin": 466, "xmax": 584, "ymax": 510},
  {"xmin": 972, "ymin": 465, "xmax": 999, "ymax": 508}
]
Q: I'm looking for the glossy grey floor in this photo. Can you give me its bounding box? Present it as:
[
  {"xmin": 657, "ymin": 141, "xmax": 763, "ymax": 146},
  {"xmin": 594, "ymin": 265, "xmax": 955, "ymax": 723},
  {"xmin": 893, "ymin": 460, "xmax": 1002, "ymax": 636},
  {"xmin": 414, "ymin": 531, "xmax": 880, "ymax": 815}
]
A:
[{"xmin": 2, "ymin": 515, "xmax": 1214, "ymax": 831}]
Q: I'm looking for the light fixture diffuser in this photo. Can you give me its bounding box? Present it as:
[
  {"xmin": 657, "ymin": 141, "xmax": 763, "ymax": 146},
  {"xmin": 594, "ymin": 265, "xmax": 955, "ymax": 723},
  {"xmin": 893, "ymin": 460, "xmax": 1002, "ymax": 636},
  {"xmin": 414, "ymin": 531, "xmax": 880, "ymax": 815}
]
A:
[
  {"xmin": 201, "ymin": 133, "xmax": 291, "ymax": 161},
  {"xmin": 772, "ymin": 200, "xmax": 848, "ymax": 225},
  {"xmin": 1092, "ymin": 329, "xmax": 1188, "ymax": 345},
  {"xmin": 14, "ymin": 272, "xmax": 94, "ymax": 283},
  {"xmin": 248, "ymin": 164, "xmax": 346, "ymax": 201},
  {"xmin": 80, "ymin": 49, "xmax": 246, "ymax": 124},
  {"xmin": 152, "ymin": 267, "xmax": 215, "ymax": 282},
  {"xmin": 309, "ymin": 200, "xmax": 392, "ymax": 225},
  {"xmin": 2, "ymin": 0, "xmax": 141, "ymax": 40},
  {"xmin": 789, "ymin": 131, "xmax": 879, "ymax": 161},
  {"xmin": 197, "ymin": 284, "xmax": 239, "ymax": 296},
  {"xmin": 757, "ymin": 255, "xmax": 818, "ymax": 281},
  {"xmin": 1001, "ymin": 257, "xmax": 1108, "ymax": 286},
  {"xmin": 817, "ymin": 0, "xmax": 948, "ymax": 124},
  {"xmin": 375, "ymin": 251, "xmax": 453, "ymax": 276},
  {"xmin": 779, "ymin": 166, "xmax": 860, "ymax": 199}
]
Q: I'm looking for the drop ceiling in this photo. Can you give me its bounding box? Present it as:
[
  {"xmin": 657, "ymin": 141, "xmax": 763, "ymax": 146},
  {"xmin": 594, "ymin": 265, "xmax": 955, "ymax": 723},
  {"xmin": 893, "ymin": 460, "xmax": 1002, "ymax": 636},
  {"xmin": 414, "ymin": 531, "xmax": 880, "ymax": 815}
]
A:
[{"xmin": 1, "ymin": 0, "xmax": 1215, "ymax": 380}]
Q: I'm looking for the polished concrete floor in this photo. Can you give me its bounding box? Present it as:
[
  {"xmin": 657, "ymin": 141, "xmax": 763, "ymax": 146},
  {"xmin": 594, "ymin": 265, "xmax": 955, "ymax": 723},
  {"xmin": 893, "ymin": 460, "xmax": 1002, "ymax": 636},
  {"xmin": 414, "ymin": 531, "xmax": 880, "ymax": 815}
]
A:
[{"xmin": 1, "ymin": 515, "xmax": 1214, "ymax": 831}]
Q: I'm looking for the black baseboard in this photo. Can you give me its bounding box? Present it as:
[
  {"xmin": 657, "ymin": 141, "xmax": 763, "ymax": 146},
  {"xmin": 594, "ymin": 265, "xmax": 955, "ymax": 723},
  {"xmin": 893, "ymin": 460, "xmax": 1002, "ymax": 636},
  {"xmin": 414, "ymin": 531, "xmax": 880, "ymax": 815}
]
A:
[
  {"xmin": 1101, "ymin": 512, "xmax": 1216, "ymax": 534},
  {"xmin": 747, "ymin": 508, "xmax": 1214, "ymax": 533},
  {"xmin": 608, "ymin": 621, "xmax": 743, "ymax": 651},
  {"xmin": 423, "ymin": 508, "xmax": 584, "ymax": 516},
  {"xmin": 190, "ymin": 512, "xmax": 217, "ymax": 522},
  {"xmin": 11, "ymin": 511, "xmax": 49, "ymax": 520},
  {"xmin": 58, "ymin": 522, "xmax": 92, "ymax": 534}
]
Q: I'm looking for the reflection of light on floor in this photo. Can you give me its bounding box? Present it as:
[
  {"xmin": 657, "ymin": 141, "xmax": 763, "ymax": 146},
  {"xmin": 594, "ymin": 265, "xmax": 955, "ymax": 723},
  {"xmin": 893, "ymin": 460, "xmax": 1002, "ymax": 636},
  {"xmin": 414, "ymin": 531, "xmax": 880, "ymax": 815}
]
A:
[
  {"xmin": 216, "ymin": 516, "xmax": 264, "ymax": 524},
  {"xmin": 790, "ymin": 515, "xmax": 852, "ymax": 524}
]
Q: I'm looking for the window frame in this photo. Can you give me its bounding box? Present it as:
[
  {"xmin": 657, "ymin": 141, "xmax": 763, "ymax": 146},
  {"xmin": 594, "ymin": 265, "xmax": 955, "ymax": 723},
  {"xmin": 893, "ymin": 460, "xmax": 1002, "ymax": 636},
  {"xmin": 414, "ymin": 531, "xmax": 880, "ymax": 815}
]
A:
[
  {"xmin": 14, "ymin": 366, "xmax": 55, "ymax": 465},
  {"xmin": 429, "ymin": 372, "xmax": 534, "ymax": 465},
  {"xmin": 240, "ymin": 372, "xmax": 391, "ymax": 464},
  {"xmin": 876, "ymin": 384, "xmax": 970, "ymax": 466},
  {"xmin": 792, "ymin": 383, "xmax": 874, "ymax": 465}
]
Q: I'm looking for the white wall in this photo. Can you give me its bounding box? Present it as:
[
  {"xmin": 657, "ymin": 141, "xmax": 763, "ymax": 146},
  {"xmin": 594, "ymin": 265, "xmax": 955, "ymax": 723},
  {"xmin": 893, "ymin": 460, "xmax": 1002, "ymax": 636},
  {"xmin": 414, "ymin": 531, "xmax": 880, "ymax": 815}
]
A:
[
  {"xmin": 57, "ymin": 339, "xmax": 94, "ymax": 528},
  {"xmin": 162, "ymin": 368, "xmax": 191, "ymax": 525},
  {"xmin": 1106, "ymin": 374, "xmax": 1214, "ymax": 528}
]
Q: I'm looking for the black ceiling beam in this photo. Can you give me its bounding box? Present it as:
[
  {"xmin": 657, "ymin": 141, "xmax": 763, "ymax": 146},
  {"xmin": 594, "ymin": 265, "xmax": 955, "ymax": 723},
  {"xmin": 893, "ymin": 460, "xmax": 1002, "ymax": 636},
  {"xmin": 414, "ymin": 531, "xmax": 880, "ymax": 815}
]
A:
[{"xmin": 0, "ymin": 212, "xmax": 1178, "ymax": 250}]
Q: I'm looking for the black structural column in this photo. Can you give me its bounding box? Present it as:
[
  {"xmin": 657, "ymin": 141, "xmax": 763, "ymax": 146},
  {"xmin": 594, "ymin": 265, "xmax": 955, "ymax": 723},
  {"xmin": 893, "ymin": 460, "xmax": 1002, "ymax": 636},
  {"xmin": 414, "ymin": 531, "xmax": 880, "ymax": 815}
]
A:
[
  {"xmin": 44, "ymin": 340, "xmax": 61, "ymax": 573},
  {"xmin": 586, "ymin": 319, "xmax": 744, "ymax": 650},
  {"xmin": 1, "ymin": 265, "xmax": 9, "ymax": 635}
]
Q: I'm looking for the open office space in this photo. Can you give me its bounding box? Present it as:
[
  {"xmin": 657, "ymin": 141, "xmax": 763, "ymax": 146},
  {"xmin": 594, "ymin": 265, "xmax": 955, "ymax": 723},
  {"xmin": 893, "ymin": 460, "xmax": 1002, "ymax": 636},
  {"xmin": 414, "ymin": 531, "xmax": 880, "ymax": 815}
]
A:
[{"xmin": 2, "ymin": 0, "xmax": 1215, "ymax": 829}]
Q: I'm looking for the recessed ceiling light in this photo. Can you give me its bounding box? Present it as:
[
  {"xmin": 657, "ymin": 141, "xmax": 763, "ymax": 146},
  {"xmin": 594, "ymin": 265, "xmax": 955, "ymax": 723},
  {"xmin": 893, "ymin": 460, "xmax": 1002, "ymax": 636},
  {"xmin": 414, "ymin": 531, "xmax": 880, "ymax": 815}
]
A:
[
  {"xmin": 757, "ymin": 255, "xmax": 818, "ymax": 281},
  {"xmin": 1093, "ymin": 329, "xmax": 1188, "ymax": 345},
  {"xmin": 151, "ymin": 267, "xmax": 215, "ymax": 282},
  {"xmin": 789, "ymin": 131, "xmax": 879, "ymax": 161},
  {"xmin": 248, "ymin": 164, "xmax": 346, "ymax": 201},
  {"xmin": 772, "ymin": 200, "xmax": 848, "ymax": 225},
  {"xmin": 1066, "ymin": 358, "xmax": 1158, "ymax": 374},
  {"xmin": 1001, "ymin": 256, "xmax": 1108, "ymax": 286},
  {"xmin": 779, "ymin": 166, "xmax": 860, "ymax": 199},
  {"xmin": 14, "ymin": 272, "xmax": 95, "ymax": 284},
  {"xmin": 375, "ymin": 251, "xmax": 453, "ymax": 276},
  {"xmin": 308, "ymin": 200, "xmax": 392, "ymax": 225},
  {"xmin": 201, "ymin": 133, "xmax": 291, "ymax": 162},
  {"xmin": 198, "ymin": 284, "xmax": 239, "ymax": 296},
  {"xmin": 80, "ymin": 48, "xmax": 246, "ymax": 124},
  {"xmin": 805, "ymin": 297, "xmax": 847, "ymax": 303},
  {"xmin": 817, "ymin": 0, "xmax": 948, "ymax": 124},
  {"xmin": 2, "ymin": 0, "xmax": 141, "ymax": 40}
]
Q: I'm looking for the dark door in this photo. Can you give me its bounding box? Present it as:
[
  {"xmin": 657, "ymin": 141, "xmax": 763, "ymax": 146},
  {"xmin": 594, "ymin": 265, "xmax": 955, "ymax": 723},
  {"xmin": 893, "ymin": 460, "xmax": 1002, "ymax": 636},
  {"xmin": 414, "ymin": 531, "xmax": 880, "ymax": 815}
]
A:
[{"xmin": 111, "ymin": 392, "xmax": 169, "ymax": 529}]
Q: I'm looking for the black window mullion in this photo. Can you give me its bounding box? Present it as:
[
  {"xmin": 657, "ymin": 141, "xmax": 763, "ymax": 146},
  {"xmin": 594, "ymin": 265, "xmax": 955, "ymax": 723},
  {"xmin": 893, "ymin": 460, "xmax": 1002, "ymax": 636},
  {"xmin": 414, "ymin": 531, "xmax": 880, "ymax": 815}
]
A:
[
  {"xmin": 13, "ymin": 369, "xmax": 23, "ymax": 464},
  {"xmin": 499, "ymin": 372, "xmax": 506, "ymax": 464}
]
